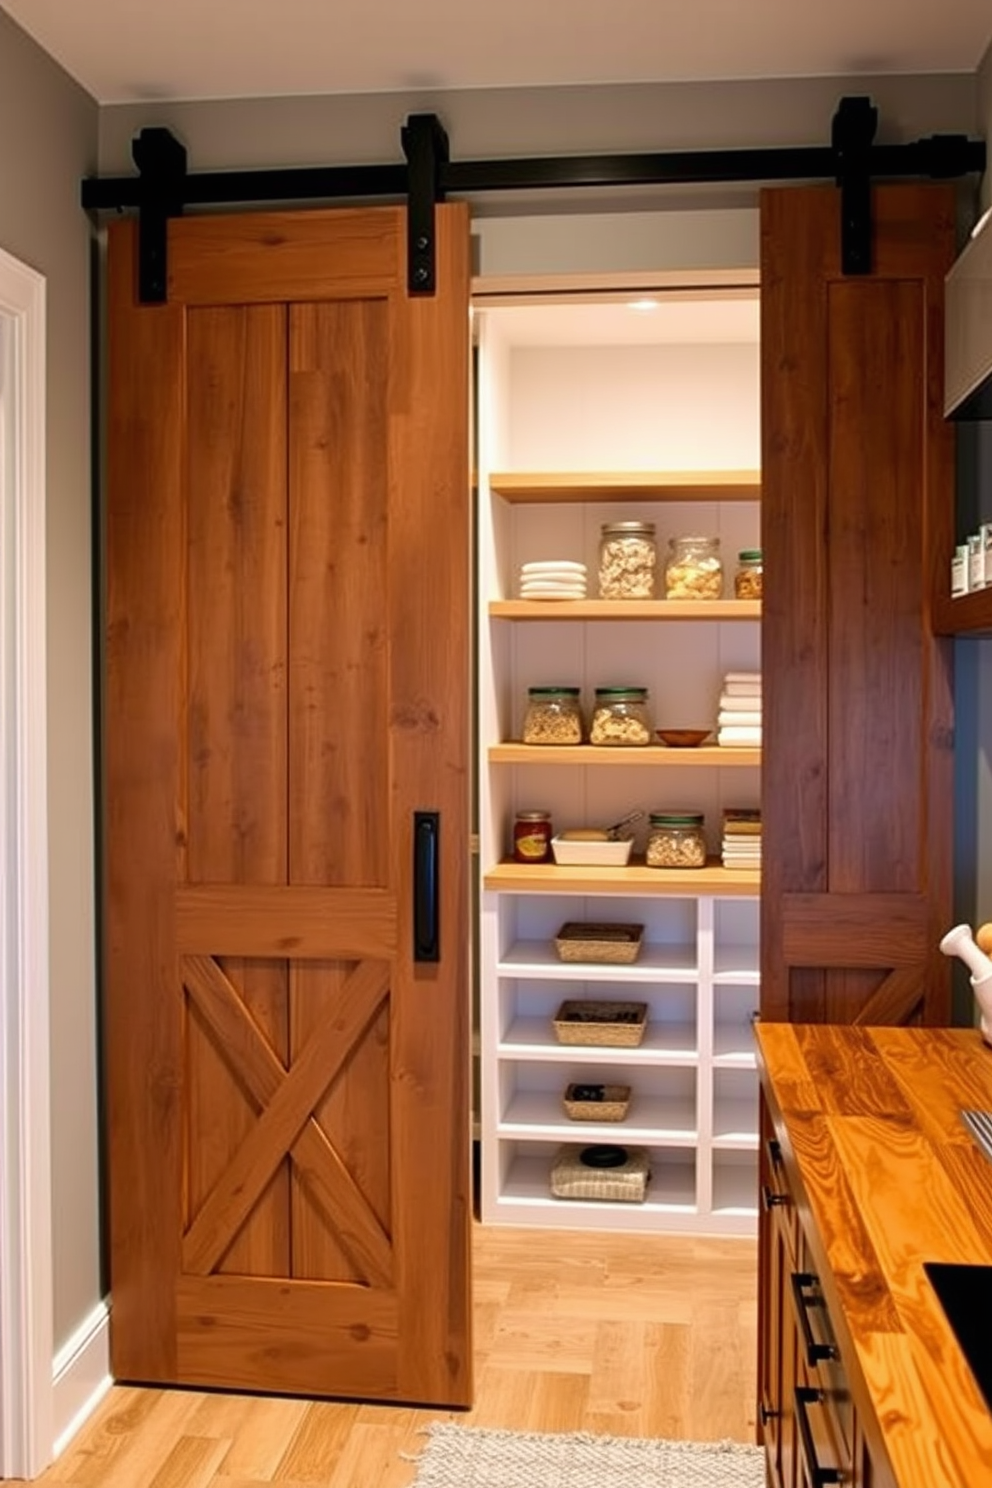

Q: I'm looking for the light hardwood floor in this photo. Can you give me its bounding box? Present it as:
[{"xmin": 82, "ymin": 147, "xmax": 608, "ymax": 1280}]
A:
[{"xmin": 31, "ymin": 1224, "xmax": 757, "ymax": 1488}]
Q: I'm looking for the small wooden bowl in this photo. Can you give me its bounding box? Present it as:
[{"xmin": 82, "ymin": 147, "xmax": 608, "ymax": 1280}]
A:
[{"xmin": 656, "ymin": 728, "xmax": 710, "ymax": 748}]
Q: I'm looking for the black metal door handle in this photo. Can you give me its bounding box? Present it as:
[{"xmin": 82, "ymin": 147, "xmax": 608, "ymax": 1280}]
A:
[
  {"xmin": 790, "ymin": 1272, "xmax": 838, "ymax": 1367},
  {"xmin": 794, "ymin": 1387, "xmax": 843, "ymax": 1485},
  {"xmin": 413, "ymin": 811, "xmax": 440, "ymax": 962}
]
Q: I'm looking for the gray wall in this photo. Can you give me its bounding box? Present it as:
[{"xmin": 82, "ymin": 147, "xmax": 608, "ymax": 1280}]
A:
[
  {"xmin": 0, "ymin": 9, "xmax": 100, "ymax": 1350},
  {"xmin": 99, "ymin": 71, "xmax": 978, "ymax": 175}
]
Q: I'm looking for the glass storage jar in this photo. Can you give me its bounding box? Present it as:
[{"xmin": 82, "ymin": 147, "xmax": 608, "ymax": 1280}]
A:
[
  {"xmin": 598, "ymin": 522, "xmax": 657, "ymax": 598},
  {"xmin": 734, "ymin": 548, "xmax": 763, "ymax": 600},
  {"xmin": 589, "ymin": 686, "xmax": 652, "ymax": 747},
  {"xmin": 664, "ymin": 535, "xmax": 724, "ymax": 600},
  {"xmin": 513, "ymin": 810, "xmax": 553, "ymax": 863},
  {"xmin": 646, "ymin": 811, "xmax": 707, "ymax": 869},
  {"xmin": 522, "ymin": 686, "xmax": 584, "ymax": 745}
]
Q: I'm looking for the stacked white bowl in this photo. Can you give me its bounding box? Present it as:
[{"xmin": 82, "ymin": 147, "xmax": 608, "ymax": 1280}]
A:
[{"xmin": 518, "ymin": 559, "xmax": 587, "ymax": 599}]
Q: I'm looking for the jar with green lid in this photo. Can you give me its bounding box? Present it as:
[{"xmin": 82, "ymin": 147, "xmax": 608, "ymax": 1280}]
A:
[
  {"xmin": 522, "ymin": 686, "xmax": 584, "ymax": 745},
  {"xmin": 589, "ymin": 686, "xmax": 652, "ymax": 747},
  {"xmin": 646, "ymin": 811, "xmax": 707, "ymax": 869},
  {"xmin": 598, "ymin": 521, "xmax": 657, "ymax": 598},
  {"xmin": 664, "ymin": 535, "xmax": 723, "ymax": 599},
  {"xmin": 734, "ymin": 549, "xmax": 763, "ymax": 600}
]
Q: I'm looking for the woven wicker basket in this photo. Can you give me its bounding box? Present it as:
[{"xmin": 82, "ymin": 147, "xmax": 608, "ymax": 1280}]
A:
[
  {"xmin": 563, "ymin": 1082, "xmax": 631, "ymax": 1121},
  {"xmin": 550, "ymin": 1144, "xmax": 650, "ymax": 1203},
  {"xmin": 553, "ymin": 999, "xmax": 648, "ymax": 1047},
  {"xmin": 554, "ymin": 921, "xmax": 644, "ymax": 964}
]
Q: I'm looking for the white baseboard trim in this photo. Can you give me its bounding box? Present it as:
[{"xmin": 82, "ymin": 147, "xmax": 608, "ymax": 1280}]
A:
[{"xmin": 51, "ymin": 1300, "xmax": 112, "ymax": 1460}]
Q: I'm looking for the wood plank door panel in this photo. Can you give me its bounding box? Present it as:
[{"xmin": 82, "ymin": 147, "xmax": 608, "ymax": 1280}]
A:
[
  {"xmin": 760, "ymin": 184, "xmax": 955, "ymax": 1027},
  {"xmin": 105, "ymin": 205, "xmax": 472, "ymax": 1405}
]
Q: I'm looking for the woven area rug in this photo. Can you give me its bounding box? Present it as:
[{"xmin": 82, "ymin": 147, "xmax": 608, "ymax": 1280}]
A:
[{"xmin": 406, "ymin": 1422, "xmax": 765, "ymax": 1487}]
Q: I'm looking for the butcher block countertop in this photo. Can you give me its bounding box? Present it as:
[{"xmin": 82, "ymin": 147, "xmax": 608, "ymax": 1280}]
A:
[{"xmin": 755, "ymin": 1022, "xmax": 992, "ymax": 1488}]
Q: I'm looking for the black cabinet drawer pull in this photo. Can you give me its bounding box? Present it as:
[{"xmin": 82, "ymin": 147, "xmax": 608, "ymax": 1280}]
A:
[
  {"xmin": 794, "ymin": 1386, "xmax": 843, "ymax": 1485},
  {"xmin": 413, "ymin": 811, "xmax": 440, "ymax": 962},
  {"xmin": 790, "ymin": 1271, "xmax": 839, "ymax": 1367}
]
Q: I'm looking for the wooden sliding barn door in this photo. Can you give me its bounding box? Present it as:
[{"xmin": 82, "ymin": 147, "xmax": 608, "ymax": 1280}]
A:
[
  {"xmin": 104, "ymin": 206, "xmax": 472, "ymax": 1403},
  {"xmin": 760, "ymin": 184, "xmax": 955, "ymax": 1026}
]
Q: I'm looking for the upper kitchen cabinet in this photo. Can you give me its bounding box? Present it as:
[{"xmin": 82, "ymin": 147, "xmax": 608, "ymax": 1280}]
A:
[{"xmin": 936, "ymin": 203, "xmax": 992, "ymax": 636}]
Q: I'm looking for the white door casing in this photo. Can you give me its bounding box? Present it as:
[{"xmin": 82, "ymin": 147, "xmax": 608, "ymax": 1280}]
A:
[{"xmin": 0, "ymin": 242, "xmax": 53, "ymax": 1480}]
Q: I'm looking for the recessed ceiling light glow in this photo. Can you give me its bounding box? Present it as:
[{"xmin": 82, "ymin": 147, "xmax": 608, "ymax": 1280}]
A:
[{"xmin": 628, "ymin": 298, "xmax": 660, "ymax": 311}]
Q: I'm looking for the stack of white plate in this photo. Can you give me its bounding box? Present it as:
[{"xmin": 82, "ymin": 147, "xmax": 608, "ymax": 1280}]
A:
[{"xmin": 518, "ymin": 560, "xmax": 587, "ymax": 599}]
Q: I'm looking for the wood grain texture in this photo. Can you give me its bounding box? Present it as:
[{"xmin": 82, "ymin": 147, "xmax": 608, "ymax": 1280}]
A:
[
  {"xmin": 387, "ymin": 203, "xmax": 473, "ymax": 1406},
  {"xmin": 288, "ymin": 962, "xmax": 392, "ymax": 1287},
  {"xmin": 176, "ymin": 885, "xmax": 397, "ymax": 957},
  {"xmin": 105, "ymin": 216, "xmax": 185, "ymax": 1381},
  {"xmin": 176, "ymin": 1276, "xmax": 400, "ymax": 1397},
  {"xmin": 760, "ymin": 185, "xmax": 955, "ymax": 1026},
  {"xmin": 168, "ymin": 208, "xmax": 402, "ymax": 305},
  {"xmin": 288, "ymin": 298, "xmax": 390, "ymax": 889},
  {"xmin": 185, "ymin": 302, "xmax": 290, "ymax": 1277},
  {"xmin": 181, "ymin": 955, "xmax": 393, "ymax": 1286},
  {"xmin": 489, "ymin": 599, "xmax": 760, "ymax": 620},
  {"xmin": 781, "ymin": 894, "xmax": 928, "ymax": 967},
  {"xmin": 489, "ymin": 744, "xmax": 760, "ymax": 766},
  {"xmin": 182, "ymin": 957, "xmax": 389, "ymax": 1275},
  {"xmin": 488, "ymin": 470, "xmax": 761, "ymax": 501},
  {"xmin": 39, "ymin": 1226, "xmax": 758, "ymax": 1487},
  {"xmin": 757, "ymin": 1022, "xmax": 992, "ymax": 1488},
  {"xmin": 107, "ymin": 203, "xmax": 472, "ymax": 1403}
]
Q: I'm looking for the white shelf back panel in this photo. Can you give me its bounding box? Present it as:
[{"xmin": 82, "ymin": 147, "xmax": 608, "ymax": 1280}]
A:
[{"xmin": 506, "ymin": 343, "xmax": 759, "ymax": 472}]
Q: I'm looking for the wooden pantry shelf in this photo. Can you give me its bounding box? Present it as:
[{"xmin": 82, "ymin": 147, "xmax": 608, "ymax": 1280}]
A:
[
  {"xmin": 483, "ymin": 859, "xmax": 760, "ymax": 895},
  {"xmin": 490, "ymin": 599, "xmax": 760, "ymax": 620},
  {"xmin": 488, "ymin": 470, "xmax": 761, "ymax": 503},
  {"xmin": 932, "ymin": 585, "xmax": 992, "ymax": 636},
  {"xmin": 489, "ymin": 744, "xmax": 760, "ymax": 767}
]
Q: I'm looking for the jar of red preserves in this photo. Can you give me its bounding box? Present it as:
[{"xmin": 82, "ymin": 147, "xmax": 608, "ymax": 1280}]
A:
[{"xmin": 513, "ymin": 810, "xmax": 553, "ymax": 863}]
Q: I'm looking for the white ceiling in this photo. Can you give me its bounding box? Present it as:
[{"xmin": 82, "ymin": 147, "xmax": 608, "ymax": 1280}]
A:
[{"xmin": 3, "ymin": 0, "xmax": 992, "ymax": 106}]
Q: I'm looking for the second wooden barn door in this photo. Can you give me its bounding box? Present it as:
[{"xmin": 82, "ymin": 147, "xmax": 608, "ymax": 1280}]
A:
[
  {"xmin": 105, "ymin": 205, "xmax": 472, "ymax": 1404},
  {"xmin": 760, "ymin": 184, "xmax": 955, "ymax": 1025}
]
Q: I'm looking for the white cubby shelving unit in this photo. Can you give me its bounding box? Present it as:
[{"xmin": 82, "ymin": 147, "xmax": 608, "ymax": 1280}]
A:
[{"xmin": 475, "ymin": 293, "xmax": 762, "ymax": 1236}]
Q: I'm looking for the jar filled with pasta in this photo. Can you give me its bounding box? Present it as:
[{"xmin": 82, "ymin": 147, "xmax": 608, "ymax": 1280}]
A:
[
  {"xmin": 664, "ymin": 535, "xmax": 723, "ymax": 600},
  {"xmin": 598, "ymin": 522, "xmax": 657, "ymax": 598},
  {"xmin": 589, "ymin": 687, "xmax": 652, "ymax": 747}
]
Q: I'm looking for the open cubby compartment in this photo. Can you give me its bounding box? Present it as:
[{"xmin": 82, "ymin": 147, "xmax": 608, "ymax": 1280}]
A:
[
  {"xmin": 712, "ymin": 1066, "xmax": 760, "ymax": 1148},
  {"xmin": 711, "ymin": 1148, "xmax": 760, "ymax": 1221},
  {"xmin": 713, "ymin": 983, "xmax": 760, "ymax": 1065},
  {"xmin": 498, "ymin": 1061, "xmax": 698, "ymax": 1141},
  {"xmin": 712, "ymin": 896, "xmax": 760, "ymax": 980},
  {"xmin": 496, "ymin": 977, "xmax": 699, "ymax": 1062},
  {"xmin": 494, "ymin": 1140, "xmax": 700, "ymax": 1228},
  {"xmin": 494, "ymin": 892, "xmax": 699, "ymax": 975}
]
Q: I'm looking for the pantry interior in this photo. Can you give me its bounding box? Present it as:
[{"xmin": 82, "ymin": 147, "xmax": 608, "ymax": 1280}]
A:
[{"xmin": 470, "ymin": 278, "xmax": 764, "ymax": 1241}]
